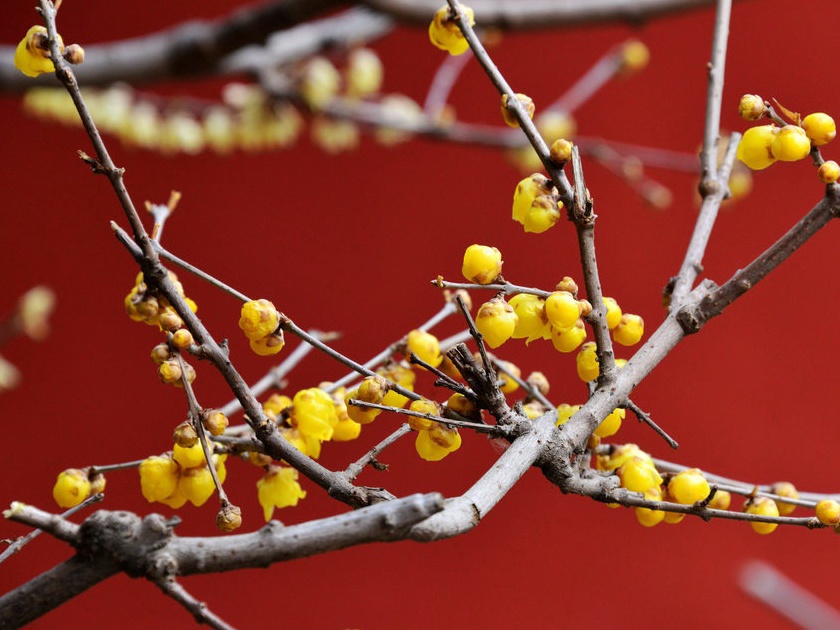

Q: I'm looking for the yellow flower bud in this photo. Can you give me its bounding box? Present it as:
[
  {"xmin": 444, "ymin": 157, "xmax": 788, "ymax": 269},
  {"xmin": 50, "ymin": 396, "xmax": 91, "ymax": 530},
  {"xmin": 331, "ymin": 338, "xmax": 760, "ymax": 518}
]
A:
[
  {"xmin": 52, "ymin": 468, "xmax": 91, "ymax": 508},
  {"xmin": 500, "ymin": 93, "xmax": 535, "ymax": 128},
  {"xmin": 239, "ymin": 299, "xmax": 281, "ymax": 341}
]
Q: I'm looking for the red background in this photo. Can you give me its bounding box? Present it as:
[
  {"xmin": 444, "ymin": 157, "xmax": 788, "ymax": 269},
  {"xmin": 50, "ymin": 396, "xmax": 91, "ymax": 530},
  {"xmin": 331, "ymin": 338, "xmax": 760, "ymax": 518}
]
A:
[{"xmin": 2, "ymin": 1, "xmax": 839, "ymax": 628}]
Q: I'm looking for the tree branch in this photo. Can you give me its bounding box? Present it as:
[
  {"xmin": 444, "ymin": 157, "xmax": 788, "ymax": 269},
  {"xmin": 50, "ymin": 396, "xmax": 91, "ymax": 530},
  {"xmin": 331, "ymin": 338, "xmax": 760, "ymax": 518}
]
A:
[
  {"xmin": 680, "ymin": 186, "xmax": 840, "ymax": 331},
  {"xmin": 155, "ymin": 579, "xmax": 235, "ymax": 630},
  {"xmin": 363, "ymin": 0, "xmax": 721, "ymax": 28},
  {"xmin": 0, "ymin": 0, "xmax": 346, "ymax": 91}
]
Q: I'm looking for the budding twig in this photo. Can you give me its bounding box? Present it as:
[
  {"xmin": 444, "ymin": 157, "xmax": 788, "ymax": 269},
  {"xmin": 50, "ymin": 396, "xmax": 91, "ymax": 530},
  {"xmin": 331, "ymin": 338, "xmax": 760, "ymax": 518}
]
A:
[
  {"xmin": 174, "ymin": 352, "xmax": 232, "ymax": 509},
  {"xmin": 444, "ymin": 0, "xmax": 575, "ymax": 208}
]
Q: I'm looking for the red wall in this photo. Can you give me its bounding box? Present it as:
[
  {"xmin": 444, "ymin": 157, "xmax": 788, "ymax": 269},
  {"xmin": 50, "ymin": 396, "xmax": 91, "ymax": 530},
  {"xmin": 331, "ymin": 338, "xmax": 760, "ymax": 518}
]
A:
[{"xmin": 2, "ymin": 1, "xmax": 839, "ymax": 628}]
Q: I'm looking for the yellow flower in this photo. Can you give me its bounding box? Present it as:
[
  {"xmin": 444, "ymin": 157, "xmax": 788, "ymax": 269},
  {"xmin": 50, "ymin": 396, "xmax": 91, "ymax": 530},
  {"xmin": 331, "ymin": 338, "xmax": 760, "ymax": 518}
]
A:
[
  {"xmin": 173, "ymin": 442, "xmax": 206, "ymax": 468},
  {"xmin": 415, "ymin": 422, "xmax": 462, "ymax": 461},
  {"xmin": 291, "ymin": 388, "xmax": 339, "ymax": 441},
  {"xmin": 14, "ymin": 26, "xmax": 63, "ymax": 78},
  {"xmin": 406, "ymin": 329, "xmax": 443, "ymax": 367},
  {"xmin": 257, "ymin": 466, "xmax": 306, "ymax": 521},
  {"xmin": 428, "ymin": 5, "xmax": 474, "ymax": 56},
  {"xmin": 509, "ymin": 293, "xmax": 549, "ymax": 343},
  {"xmin": 178, "ymin": 466, "xmax": 216, "ymax": 507},
  {"xmin": 139, "ymin": 455, "xmax": 180, "ymax": 503}
]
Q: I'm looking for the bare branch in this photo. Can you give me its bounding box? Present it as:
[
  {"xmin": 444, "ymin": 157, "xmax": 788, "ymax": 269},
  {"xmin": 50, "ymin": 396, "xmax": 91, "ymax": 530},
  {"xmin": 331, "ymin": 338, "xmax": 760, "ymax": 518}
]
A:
[
  {"xmin": 1, "ymin": 495, "xmax": 442, "ymax": 624},
  {"xmin": 363, "ymin": 0, "xmax": 720, "ymax": 28},
  {"xmin": 0, "ymin": 0, "xmax": 347, "ymax": 91},
  {"xmin": 699, "ymin": 0, "xmax": 732, "ymax": 184},
  {"xmin": 740, "ymin": 561, "xmax": 840, "ymax": 628},
  {"xmin": 0, "ymin": 555, "xmax": 121, "ymax": 627},
  {"xmin": 156, "ymin": 579, "xmax": 235, "ymax": 630},
  {"xmin": 680, "ymin": 186, "xmax": 840, "ymax": 332}
]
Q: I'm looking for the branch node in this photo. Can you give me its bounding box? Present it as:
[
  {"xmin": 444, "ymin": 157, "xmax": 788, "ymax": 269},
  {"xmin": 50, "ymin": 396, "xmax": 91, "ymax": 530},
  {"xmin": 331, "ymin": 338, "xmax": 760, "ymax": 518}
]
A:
[{"xmin": 77, "ymin": 150, "xmax": 105, "ymax": 174}]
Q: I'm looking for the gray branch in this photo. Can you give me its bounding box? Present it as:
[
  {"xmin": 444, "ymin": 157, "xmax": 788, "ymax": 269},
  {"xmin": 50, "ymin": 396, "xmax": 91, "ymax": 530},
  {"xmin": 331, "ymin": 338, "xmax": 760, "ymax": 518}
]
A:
[
  {"xmin": 0, "ymin": 0, "xmax": 724, "ymax": 92},
  {"xmin": 362, "ymin": 0, "xmax": 721, "ymax": 28},
  {"xmin": 1, "ymin": 494, "xmax": 444, "ymax": 625},
  {"xmin": 0, "ymin": 0, "xmax": 345, "ymax": 91}
]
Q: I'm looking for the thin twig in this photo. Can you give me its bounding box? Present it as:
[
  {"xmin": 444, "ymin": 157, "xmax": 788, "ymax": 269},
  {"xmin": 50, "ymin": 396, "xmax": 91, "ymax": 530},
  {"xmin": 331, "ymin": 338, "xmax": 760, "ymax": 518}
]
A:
[
  {"xmin": 220, "ymin": 332, "xmax": 334, "ymax": 420},
  {"xmin": 153, "ymin": 242, "xmax": 251, "ymax": 302},
  {"xmin": 89, "ymin": 459, "xmax": 146, "ymax": 474},
  {"xmin": 344, "ymin": 424, "xmax": 413, "ymax": 480},
  {"xmin": 327, "ymin": 299, "xmax": 458, "ymax": 392},
  {"xmin": 174, "ymin": 352, "xmax": 231, "ymax": 507},
  {"xmin": 547, "ymin": 42, "xmax": 626, "ymax": 115},
  {"xmin": 348, "ymin": 399, "xmax": 509, "ymax": 435},
  {"xmin": 652, "ymin": 458, "xmax": 830, "ymax": 507},
  {"xmin": 0, "ymin": 494, "xmax": 103, "ymax": 565},
  {"xmin": 624, "ymin": 399, "xmax": 678, "ymax": 449},
  {"xmin": 570, "ymin": 146, "xmax": 616, "ymax": 387},
  {"xmin": 681, "ymin": 188, "xmax": 840, "ymax": 330},
  {"xmin": 281, "ymin": 318, "xmax": 420, "ymax": 402},
  {"xmin": 155, "ymin": 578, "xmax": 236, "ymax": 630},
  {"xmin": 670, "ymin": 0, "xmax": 736, "ymax": 308},
  {"xmin": 453, "ymin": 293, "xmax": 493, "ymax": 378},
  {"xmin": 434, "ymin": 277, "xmax": 552, "ymax": 298},
  {"xmin": 699, "ymin": 0, "xmax": 732, "ymax": 184}
]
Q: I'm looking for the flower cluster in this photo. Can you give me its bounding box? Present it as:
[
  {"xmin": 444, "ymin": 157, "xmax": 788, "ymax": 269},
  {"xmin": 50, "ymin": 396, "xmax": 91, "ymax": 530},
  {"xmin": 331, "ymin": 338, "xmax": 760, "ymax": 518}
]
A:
[
  {"xmin": 23, "ymin": 84, "xmax": 303, "ymax": 154},
  {"xmin": 594, "ymin": 444, "xmax": 811, "ymax": 533},
  {"xmin": 262, "ymin": 386, "xmax": 363, "ymax": 462},
  {"xmin": 736, "ymin": 95, "xmax": 836, "ymax": 173},
  {"xmin": 138, "ymin": 445, "xmax": 227, "ymax": 509},
  {"xmin": 125, "ymin": 272, "xmax": 199, "ymax": 386},
  {"xmin": 20, "ymin": 45, "xmax": 423, "ymax": 157},
  {"xmin": 463, "ymin": 246, "xmax": 644, "ymax": 355}
]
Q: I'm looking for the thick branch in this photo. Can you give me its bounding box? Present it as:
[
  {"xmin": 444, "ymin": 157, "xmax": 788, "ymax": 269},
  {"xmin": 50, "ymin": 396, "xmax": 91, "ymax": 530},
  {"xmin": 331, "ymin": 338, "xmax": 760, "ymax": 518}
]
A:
[
  {"xmin": 0, "ymin": 555, "xmax": 120, "ymax": 628},
  {"xmin": 172, "ymin": 493, "xmax": 444, "ymax": 573},
  {"xmin": 0, "ymin": 0, "xmax": 345, "ymax": 91},
  {"xmin": 363, "ymin": 0, "xmax": 720, "ymax": 28},
  {"xmin": 2, "ymin": 495, "xmax": 443, "ymax": 623},
  {"xmin": 410, "ymin": 412, "xmax": 556, "ymax": 541}
]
